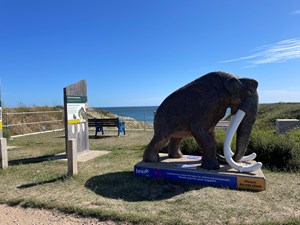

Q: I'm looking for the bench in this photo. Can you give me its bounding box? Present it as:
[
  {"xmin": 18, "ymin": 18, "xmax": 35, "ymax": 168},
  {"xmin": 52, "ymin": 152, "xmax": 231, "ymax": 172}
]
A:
[{"xmin": 88, "ymin": 118, "xmax": 125, "ymax": 137}]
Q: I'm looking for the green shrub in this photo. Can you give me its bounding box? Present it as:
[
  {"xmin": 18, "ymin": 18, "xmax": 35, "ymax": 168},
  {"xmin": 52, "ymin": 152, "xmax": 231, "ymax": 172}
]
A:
[
  {"xmin": 180, "ymin": 137, "xmax": 198, "ymax": 155},
  {"xmin": 249, "ymin": 129, "xmax": 300, "ymax": 171},
  {"xmin": 179, "ymin": 129, "xmax": 228, "ymax": 156},
  {"xmin": 3, "ymin": 129, "xmax": 11, "ymax": 139},
  {"xmin": 161, "ymin": 128, "xmax": 300, "ymax": 172},
  {"xmin": 215, "ymin": 129, "xmax": 227, "ymax": 155},
  {"xmin": 160, "ymin": 137, "xmax": 199, "ymax": 155},
  {"xmin": 161, "ymin": 129, "xmax": 228, "ymax": 156}
]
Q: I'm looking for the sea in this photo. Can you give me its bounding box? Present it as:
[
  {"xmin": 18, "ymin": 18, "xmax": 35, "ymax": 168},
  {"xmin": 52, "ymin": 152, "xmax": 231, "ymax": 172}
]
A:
[
  {"xmin": 99, "ymin": 106, "xmax": 158, "ymax": 124},
  {"xmin": 96, "ymin": 106, "xmax": 231, "ymax": 124}
]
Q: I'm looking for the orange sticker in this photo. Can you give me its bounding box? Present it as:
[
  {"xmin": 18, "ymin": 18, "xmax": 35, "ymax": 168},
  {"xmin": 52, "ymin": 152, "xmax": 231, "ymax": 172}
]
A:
[{"xmin": 237, "ymin": 177, "xmax": 266, "ymax": 191}]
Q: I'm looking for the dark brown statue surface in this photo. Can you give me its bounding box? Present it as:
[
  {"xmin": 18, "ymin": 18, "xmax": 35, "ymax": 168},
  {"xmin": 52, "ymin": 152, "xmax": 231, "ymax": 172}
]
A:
[{"xmin": 143, "ymin": 71, "xmax": 259, "ymax": 170}]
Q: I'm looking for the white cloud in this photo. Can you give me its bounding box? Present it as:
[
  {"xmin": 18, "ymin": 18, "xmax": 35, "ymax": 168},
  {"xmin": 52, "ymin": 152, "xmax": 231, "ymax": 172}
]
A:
[
  {"xmin": 221, "ymin": 38, "xmax": 300, "ymax": 67},
  {"xmin": 259, "ymin": 88, "xmax": 300, "ymax": 103},
  {"xmin": 291, "ymin": 9, "xmax": 300, "ymax": 15}
]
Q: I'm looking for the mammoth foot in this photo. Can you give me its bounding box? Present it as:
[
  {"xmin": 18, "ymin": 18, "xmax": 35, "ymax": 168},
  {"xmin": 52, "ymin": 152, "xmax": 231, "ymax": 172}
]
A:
[
  {"xmin": 168, "ymin": 138, "xmax": 183, "ymax": 159},
  {"xmin": 168, "ymin": 151, "xmax": 183, "ymax": 159},
  {"xmin": 143, "ymin": 151, "xmax": 160, "ymax": 163},
  {"xmin": 201, "ymin": 158, "xmax": 220, "ymax": 170}
]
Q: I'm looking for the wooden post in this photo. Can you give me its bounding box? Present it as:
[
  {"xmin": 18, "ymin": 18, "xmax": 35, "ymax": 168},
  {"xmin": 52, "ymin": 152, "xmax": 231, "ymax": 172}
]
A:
[
  {"xmin": 67, "ymin": 139, "xmax": 78, "ymax": 175},
  {"xmin": 0, "ymin": 138, "xmax": 8, "ymax": 169}
]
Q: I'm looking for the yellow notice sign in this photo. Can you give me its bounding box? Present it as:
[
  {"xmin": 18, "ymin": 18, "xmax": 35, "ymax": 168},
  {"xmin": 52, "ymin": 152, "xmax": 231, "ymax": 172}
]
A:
[
  {"xmin": 237, "ymin": 177, "xmax": 266, "ymax": 191},
  {"xmin": 0, "ymin": 121, "xmax": 2, "ymax": 130},
  {"xmin": 68, "ymin": 119, "xmax": 80, "ymax": 125}
]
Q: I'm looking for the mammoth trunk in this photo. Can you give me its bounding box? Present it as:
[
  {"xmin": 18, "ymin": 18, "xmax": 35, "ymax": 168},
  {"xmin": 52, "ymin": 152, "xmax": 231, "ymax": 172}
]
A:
[
  {"xmin": 233, "ymin": 99, "xmax": 258, "ymax": 162},
  {"xmin": 233, "ymin": 117, "xmax": 255, "ymax": 162}
]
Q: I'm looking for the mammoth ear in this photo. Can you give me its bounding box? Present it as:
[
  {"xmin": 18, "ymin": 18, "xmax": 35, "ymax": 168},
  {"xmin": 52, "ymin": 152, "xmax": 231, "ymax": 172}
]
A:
[
  {"xmin": 224, "ymin": 78, "xmax": 242, "ymax": 95},
  {"xmin": 240, "ymin": 78, "xmax": 258, "ymax": 92}
]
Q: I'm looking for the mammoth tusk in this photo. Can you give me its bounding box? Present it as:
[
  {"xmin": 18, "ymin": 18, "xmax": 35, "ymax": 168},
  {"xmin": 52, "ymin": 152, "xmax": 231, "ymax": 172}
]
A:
[
  {"xmin": 224, "ymin": 109, "xmax": 262, "ymax": 173},
  {"xmin": 228, "ymin": 147, "xmax": 257, "ymax": 162},
  {"xmin": 239, "ymin": 152, "xmax": 257, "ymax": 162},
  {"xmin": 220, "ymin": 110, "xmax": 256, "ymax": 162}
]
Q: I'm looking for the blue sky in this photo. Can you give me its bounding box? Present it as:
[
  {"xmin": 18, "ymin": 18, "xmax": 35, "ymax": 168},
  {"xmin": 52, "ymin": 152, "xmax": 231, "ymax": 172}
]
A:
[{"xmin": 1, "ymin": 0, "xmax": 300, "ymax": 107}]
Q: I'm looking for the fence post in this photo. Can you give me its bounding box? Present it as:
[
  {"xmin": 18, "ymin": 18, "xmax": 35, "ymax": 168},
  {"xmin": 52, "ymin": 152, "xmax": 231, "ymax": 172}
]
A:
[
  {"xmin": 0, "ymin": 138, "xmax": 8, "ymax": 169},
  {"xmin": 144, "ymin": 110, "xmax": 146, "ymax": 131},
  {"xmin": 5, "ymin": 113, "xmax": 8, "ymax": 126},
  {"xmin": 43, "ymin": 112, "xmax": 46, "ymax": 131},
  {"xmin": 67, "ymin": 139, "xmax": 78, "ymax": 175}
]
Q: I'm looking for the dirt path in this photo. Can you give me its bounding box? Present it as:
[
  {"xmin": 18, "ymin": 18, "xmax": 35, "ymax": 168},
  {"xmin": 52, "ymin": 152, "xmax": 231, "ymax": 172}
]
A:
[{"xmin": 0, "ymin": 204, "xmax": 126, "ymax": 225}]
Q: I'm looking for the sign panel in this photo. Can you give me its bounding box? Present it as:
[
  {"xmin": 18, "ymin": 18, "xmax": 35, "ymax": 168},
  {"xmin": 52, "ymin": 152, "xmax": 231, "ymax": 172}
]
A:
[
  {"xmin": 66, "ymin": 96, "xmax": 88, "ymax": 125},
  {"xmin": 64, "ymin": 80, "xmax": 89, "ymax": 153}
]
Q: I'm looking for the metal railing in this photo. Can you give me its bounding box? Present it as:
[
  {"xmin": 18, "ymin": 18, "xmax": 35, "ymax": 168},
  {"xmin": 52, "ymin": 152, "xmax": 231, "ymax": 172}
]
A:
[
  {"xmin": 3, "ymin": 110, "xmax": 64, "ymax": 136},
  {"xmin": 97, "ymin": 107, "xmax": 156, "ymax": 130},
  {"xmin": 2, "ymin": 107, "xmax": 231, "ymax": 137},
  {"xmin": 93, "ymin": 107, "xmax": 229, "ymax": 131}
]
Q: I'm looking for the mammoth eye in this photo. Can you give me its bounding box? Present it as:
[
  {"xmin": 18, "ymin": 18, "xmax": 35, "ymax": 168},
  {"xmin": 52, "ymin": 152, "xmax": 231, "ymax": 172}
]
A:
[{"xmin": 247, "ymin": 90, "xmax": 252, "ymax": 96}]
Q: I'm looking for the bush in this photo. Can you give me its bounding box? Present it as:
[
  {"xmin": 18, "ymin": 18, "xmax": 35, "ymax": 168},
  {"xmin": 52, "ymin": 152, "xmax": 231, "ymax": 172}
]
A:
[
  {"xmin": 161, "ymin": 128, "xmax": 300, "ymax": 172},
  {"xmin": 3, "ymin": 129, "xmax": 11, "ymax": 139},
  {"xmin": 180, "ymin": 137, "xmax": 199, "ymax": 155},
  {"xmin": 161, "ymin": 129, "xmax": 227, "ymax": 156},
  {"xmin": 178, "ymin": 129, "xmax": 228, "ymax": 156},
  {"xmin": 248, "ymin": 129, "xmax": 300, "ymax": 171},
  {"xmin": 160, "ymin": 137, "xmax": 199, "ymax": 155}
]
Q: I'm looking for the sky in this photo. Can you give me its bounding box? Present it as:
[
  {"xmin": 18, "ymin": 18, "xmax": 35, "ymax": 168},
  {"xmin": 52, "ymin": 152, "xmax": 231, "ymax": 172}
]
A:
[{"xmin": 1, "ymin": 0, "xmax": 300, "ymax": 107}]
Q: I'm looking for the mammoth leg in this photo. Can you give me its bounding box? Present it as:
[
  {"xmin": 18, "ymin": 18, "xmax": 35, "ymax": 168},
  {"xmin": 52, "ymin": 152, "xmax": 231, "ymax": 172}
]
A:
[
  {"xmin": 192, "ymin": 127, "xmax": 220, "ymax": 170},
  {"xmin": 168, "ymin": 138, "xmax": 183, "ymax": 158},
  {"xmin": 143, "ymin": 133, "xmax": 169, "ymax": 162}
]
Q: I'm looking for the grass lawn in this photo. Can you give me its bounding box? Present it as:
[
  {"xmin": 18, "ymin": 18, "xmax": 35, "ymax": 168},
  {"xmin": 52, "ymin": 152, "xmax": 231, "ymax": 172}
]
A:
[{"xmin": 1, "ymin": 130, "xmax": 299, "ymax": 225}]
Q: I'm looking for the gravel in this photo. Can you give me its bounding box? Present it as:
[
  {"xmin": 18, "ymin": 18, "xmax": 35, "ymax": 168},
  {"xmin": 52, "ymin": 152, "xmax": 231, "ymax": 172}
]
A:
[{"xmin": 0, "ymin": 204, "xmax": 128, "ymax": 225}]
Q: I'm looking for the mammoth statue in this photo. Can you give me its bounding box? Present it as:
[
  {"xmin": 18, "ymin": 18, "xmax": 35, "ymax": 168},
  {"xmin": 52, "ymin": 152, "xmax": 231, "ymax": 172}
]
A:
[{"xmin": 143, "ymin": 71, "xmax": 259, "ymax": 170}]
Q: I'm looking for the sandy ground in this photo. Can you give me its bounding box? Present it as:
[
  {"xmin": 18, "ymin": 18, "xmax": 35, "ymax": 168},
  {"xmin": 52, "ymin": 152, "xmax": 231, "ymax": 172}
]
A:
[{"xmin": 0, "ymin": 204, "xmax": 127, "ymax": 225}]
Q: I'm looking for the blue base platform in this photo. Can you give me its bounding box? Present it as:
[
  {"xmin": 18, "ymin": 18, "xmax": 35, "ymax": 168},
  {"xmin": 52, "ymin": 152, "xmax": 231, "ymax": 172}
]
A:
[{"xmin": 134, "ymin": 154, "xmax": 266, "ymax": 191}]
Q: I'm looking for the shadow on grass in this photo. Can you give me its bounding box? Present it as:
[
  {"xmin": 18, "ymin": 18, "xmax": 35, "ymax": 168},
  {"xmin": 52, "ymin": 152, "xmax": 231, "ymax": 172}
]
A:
[
  {"xmin": 89, "ymin": 135, "xmax": 117, "ymax": 139},
  {"xmin": 9, "ymin": 154, "xmax": 66, "ymax": 166},
  {"xmin": 85, "ymin": 171, "xmax": 204, "ymax": 202},
  {"xmin": 17, "ymin": 175, "xmax": 69, "ymax": 189},
  {"xmin": 55, "ymin": 135, "xmax": 66, "ymax": 139}
]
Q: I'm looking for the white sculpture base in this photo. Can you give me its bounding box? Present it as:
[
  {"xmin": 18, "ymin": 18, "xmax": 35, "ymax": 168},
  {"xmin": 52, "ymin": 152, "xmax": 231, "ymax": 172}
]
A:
[{"xmin": 135, "ymin": 154, "xmax": 266, "ymax": 192}]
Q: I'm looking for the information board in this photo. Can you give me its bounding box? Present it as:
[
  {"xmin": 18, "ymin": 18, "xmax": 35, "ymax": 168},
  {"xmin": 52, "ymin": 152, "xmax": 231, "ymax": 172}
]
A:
[{"xmin": 64, "ymin": 80, "xmax": 89, "ymax": 153}]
